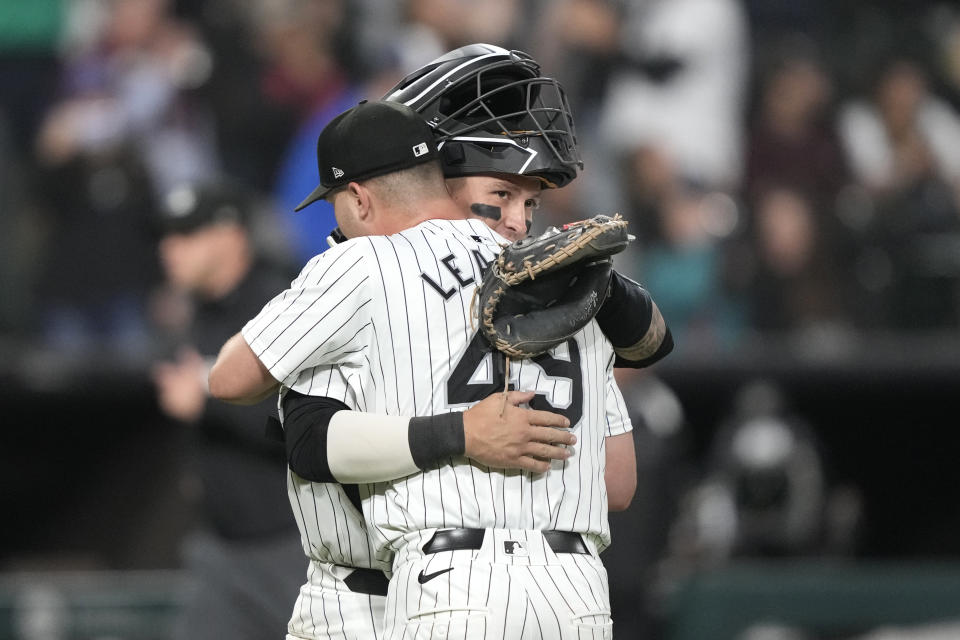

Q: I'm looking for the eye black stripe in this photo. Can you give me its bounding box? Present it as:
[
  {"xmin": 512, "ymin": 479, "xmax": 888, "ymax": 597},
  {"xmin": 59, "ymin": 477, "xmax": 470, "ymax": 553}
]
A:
[{"xmin": 470, "ymin": 203, "xmax": 501, "ymax": 221}]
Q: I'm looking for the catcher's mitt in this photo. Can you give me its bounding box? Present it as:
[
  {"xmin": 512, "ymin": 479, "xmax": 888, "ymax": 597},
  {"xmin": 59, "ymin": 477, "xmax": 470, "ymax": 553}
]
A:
[{"xmin": 477, "ymin": 214, "xmax": 632, "ymax": 358}]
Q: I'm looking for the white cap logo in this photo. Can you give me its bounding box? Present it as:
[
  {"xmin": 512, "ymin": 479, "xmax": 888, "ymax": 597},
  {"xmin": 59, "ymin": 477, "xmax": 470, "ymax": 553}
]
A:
[
  {"xmin": 332, "ymin": 166, "xmax": 345, "ymax": 179},
  {"xmin": 412, "ymin": 142, "xmax": 429, "ymax": 158}
]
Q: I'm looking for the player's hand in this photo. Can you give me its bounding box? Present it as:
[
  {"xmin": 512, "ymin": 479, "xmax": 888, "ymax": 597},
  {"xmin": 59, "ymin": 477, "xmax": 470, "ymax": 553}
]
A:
[
  {"xmin": 152, "ymin": 347, "xmax": 209, "ymax": 423},
  {"xmin": 463, "ymin": 391, "xmax": 574, "ymax": 474}
]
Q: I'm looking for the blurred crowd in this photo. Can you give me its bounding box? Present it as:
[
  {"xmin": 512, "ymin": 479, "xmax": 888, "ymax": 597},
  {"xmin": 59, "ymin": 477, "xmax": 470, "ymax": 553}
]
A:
[
  {"xmin": 3, "ymin": 2, "xmax": 960, "ymax": 638},
  {"xmin": 1, "ymin": 0, "xmax": 960, "ymax": 360}
]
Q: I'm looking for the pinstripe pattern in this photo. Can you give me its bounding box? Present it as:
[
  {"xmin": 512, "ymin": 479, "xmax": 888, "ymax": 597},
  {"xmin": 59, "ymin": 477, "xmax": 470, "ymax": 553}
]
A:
[
  {"xmin": 245, "ymin": 220, "xmax": 624, "ymax": 552},
  {"xmin": 243, "ymin": 218, "xmax": 631, "ymax": 638},
  {"xmin": 285, "ymin": 560, "xmax": 387, "ymax": 640},
  {"xmin": 382, "ymin": 530, "xmax": 611, "ymax": 639}
]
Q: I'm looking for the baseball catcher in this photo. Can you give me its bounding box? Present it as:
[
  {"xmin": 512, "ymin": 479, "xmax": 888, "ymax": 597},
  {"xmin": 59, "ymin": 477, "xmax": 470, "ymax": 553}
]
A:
[{"xmin": 476, "ymin": 214, "xmax": 633, "ymax": 358}]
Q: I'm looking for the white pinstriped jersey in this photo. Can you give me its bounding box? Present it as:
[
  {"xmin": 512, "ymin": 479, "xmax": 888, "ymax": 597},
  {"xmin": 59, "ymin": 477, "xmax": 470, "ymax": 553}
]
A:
[
  {"xmin": 279, "ymin": 365, "xmax": 388, "ymax": 571},
  {"xmin": 243, "ymin": 218, "xmax": 631, "ymax": 568}
]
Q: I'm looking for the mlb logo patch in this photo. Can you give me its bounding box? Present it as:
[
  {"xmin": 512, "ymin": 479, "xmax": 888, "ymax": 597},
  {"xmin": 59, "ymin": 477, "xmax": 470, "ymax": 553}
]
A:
[
  {"xmin": 503, "ymin": 541, "xmax": 527, "ymax": 556},
  {"xmin": 412, "ymin": 142, "xmax": 429, "ymax": 157},
  {"xmin": 332, "ymin": 166, "xmax": 345, "ymax": 179}
]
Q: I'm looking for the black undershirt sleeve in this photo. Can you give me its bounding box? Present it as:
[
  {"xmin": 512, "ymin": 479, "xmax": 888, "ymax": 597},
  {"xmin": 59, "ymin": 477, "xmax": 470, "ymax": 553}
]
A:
[
  {"xmin": 282, "ymin": 390, "xmax": 348, "ymax": 483},
  {"xmin": 282, "ymin": 390, "xmax": 466, "ymax": 482},
  {"xmin": 595, "ymin": 270, "xmax": 674, "ymax": 369}
]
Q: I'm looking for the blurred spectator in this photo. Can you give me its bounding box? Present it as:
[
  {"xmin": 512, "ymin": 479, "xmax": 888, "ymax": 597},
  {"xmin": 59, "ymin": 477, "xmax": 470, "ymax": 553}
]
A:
[
  {"xmin": 405, "ymin": 0, "xmax": 521, "ymax": 50},
  {"xmin": 744, "ymin": 39, "xmax": 849, "ymax": 211},
  {"xmin": 173, "ymin": 0, "xmax": 305, "ymax": 194},
  {"xmin": 513, "ymin": 1, "xmax": 626, "ymax": 232},
  {"xmin": 837, "ymin": 54, "xmax": 960, "ymax": 329},
  {"xmin": 596, "ymin": 0, "xmax": 750, "ymax": 193},
  {"xmin": 150, "ymin": 181, "xmax": 302, "ymax": 640},
  {"xmin": 737, "ymin": 42, "xmax": 861, "ymax": 340},
  {"xmin": 32, "ymin": 142, "xmax": 160, "ymax": 353},
  {"xmin": 538, "ymin": 0, "xmax": 754, "ymax": 340},
  {"xmin": 660, "ymin": 379, "xmax": 862, "ymax": 573},
  {"xmin": 742, "ymin": 186, "xmax": 854, "ymax": 338},
  {"xmin": 263, "ymin": 0, "xmax": 512, "ymax": 265},
  {"xmin": 523, "ymin": 0, "xmax": 751, "ymax": 237},
  {"xmin": 838, "ymin": 55, "xmax": 960, "ymax": 197},
  {"xmin": 524, "ymin": 0, "xmax": 621, "ymax": 118},
  {"xmin": 251, "ymin": 0, "xmax": 365, "ymax": 265},
  {"xmin": 631, "ymin": 181, "xmax": 746, "ymax": 355},
  {"xmin": 36, "ymin": 0, "xmax": 219, "ymax": 194},
  {"xmin": 31, "ymin": 0, "xmax": 220, "ymax": 353}
]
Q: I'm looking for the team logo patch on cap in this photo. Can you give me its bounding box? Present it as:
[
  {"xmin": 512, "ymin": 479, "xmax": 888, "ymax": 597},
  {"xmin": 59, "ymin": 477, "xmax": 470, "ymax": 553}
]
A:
[
  {"xmin": 412, "ymin": 142, "xmax": 429, "ymax": 157},
  {"xmin": 332, "ymin": 166, "xmax": 345, "ymax": 179}
]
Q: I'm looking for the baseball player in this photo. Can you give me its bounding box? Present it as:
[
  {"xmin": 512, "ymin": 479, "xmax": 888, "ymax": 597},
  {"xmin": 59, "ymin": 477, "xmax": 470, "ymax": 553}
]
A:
[
  {"xmin": 382, "ymin": 43, "xmax": 670, "ymax": 377},
  {"xmin": 213, "ymin": 46, "xmax": 671, "ymax": 640},
  {"xmin": 278, "ymin": 44, "xmax": 669, "ymax": 518},
  {"xmin": 380, "ymin": 43, "xmax": 672, "ymax": 512},
  {"xmin": 209, "ymin": 99, "xmax": 647, "ymax": 638}
]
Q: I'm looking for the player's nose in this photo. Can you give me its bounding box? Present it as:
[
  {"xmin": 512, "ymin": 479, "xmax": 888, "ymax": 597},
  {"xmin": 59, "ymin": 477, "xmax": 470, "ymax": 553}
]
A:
[{"xmin": 500, "ymin": 207, "xmax": 527, "ymax": 242}]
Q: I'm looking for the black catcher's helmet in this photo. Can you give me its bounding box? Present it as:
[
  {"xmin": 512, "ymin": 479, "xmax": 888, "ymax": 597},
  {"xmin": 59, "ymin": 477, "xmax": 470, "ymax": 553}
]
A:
[{"xmin": 383, "ymin": 43, "xmax": 582, "ymax": 188}]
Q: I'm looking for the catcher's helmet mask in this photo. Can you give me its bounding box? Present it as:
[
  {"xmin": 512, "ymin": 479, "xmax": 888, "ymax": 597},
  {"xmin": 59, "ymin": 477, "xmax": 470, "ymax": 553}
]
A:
[{"xmin": 384, "ymin": 44, "xmax": 582, "ymax": 188}]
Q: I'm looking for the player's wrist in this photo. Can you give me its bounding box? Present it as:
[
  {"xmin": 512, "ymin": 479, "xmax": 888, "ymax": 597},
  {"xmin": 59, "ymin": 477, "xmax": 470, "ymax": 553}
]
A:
[
  {"xmin": 596, "ymin": 271, "xmax": 674, "ymax": 367},
  {"xmin": 612, "ymin": 307, "xmax": 672, "ymax": 366},
  {"xmin": 595, "ymin": 271, "xmax": 654, "ymax": 349},
  {"xmin": 612, "ymin": 328, "xmax": 674, "ymax": 368},
  {"xmin": 409, "ymin": 413, "xmax": 465, "ymax": 467}
]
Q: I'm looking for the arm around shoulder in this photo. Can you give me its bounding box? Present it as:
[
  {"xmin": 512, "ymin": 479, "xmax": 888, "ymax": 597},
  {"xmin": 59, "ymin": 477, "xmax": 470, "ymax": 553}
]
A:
[
  {"xmin": 282, "ymin": 389, "xmax": 575, "ymax": 484},
  {"xmin": 208, "ymin": 332, "xmax": 280, "ymax": 404}
]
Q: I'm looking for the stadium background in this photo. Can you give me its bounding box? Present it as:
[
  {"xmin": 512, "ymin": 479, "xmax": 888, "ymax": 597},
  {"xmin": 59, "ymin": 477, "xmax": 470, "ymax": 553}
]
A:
[{"xmin": 2, "ymin": 0, "xmax": 960, "ymax": 638}]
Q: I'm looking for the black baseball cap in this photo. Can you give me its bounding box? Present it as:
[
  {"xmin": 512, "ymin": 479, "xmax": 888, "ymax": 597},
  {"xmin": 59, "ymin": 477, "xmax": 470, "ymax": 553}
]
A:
[
  {"xmin": 156, "ymin": 182, "xmax": 250, "ymax": 234},
  {"xmin": 294, "ymin": 100, "xmax": 440, "ymax": 211}
]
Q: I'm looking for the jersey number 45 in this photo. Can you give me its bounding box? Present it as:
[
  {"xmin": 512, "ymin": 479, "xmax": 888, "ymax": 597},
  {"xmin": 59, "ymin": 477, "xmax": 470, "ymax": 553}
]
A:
[{"xmin": 447, "ymin": 331, "xmax": 583, "ymax": 425}]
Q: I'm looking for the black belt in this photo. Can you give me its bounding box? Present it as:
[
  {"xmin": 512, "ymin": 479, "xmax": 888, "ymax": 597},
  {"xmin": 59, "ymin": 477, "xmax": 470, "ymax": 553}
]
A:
[
  {"xmin": 342, "ymin": 567, "xmax": 389, "ymax": 596},
  {"xmin": 422, "ymin": 529, "xmax": 588, "ymax": 555}
]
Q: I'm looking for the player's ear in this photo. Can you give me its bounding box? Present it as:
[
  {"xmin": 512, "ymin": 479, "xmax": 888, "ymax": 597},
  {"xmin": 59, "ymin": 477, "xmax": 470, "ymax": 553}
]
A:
[
  {"xmin": 445, "ymin": 176, "xmax": 467, "ymax": 199},
  {"xmin": 348, "ymin": 182, "xmax": 373, "ymax": 222}
]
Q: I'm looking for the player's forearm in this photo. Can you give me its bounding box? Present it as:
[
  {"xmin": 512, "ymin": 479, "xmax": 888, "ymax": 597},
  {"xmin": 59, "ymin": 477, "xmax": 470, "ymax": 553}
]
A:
[
  {"xmin": 596, "ymin": 271, "xmax": 674, "ymax": 369},
  {"xmin": 208, "ymin": 332, "xmax": 280, "ymax": 404},
  {"xmin": 283, "ymin": 391, "xmax": 464, "ymax": 483},
  {"xmin": 605, "ymin": 432, "xmax": 637, "ymax": 511},
  {"xmin": 283, "ymin": 390, "xmax": 573, "ymax": 483},
  {"xmin": 329, "ymin": 412, "xmax": 465, "ymax": 482}
]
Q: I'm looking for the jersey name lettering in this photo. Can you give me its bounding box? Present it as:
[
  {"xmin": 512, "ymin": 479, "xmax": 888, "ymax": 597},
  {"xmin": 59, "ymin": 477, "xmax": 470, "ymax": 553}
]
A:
[
  {"xmin": 420, "ymin": 251, "xmax": 493, "ymax": 300},
  {"xmin": 442, "ymin": 254, "xmax": 475, "ymax": 286},
  {"xmin": 420, "ymin": 273, "xmax": 456, "ymax": 300}
]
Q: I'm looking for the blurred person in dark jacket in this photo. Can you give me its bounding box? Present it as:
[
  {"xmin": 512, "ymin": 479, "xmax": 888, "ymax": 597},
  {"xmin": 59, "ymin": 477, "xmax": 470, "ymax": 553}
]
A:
[
  {"xmin": 151, "ymin": 181, "xmax": 302, "ymax": 640},
  {"xmin": 744, "ymin": 40, "xmax": 849, "ymax": 213},
  {"xmin": 745, "ymin": 185, "xmax": 854, "ymax": 341},
  {"xmin": 837, "ymin": 54, "xmax": 960, "ymax": 329},
  {"xmin": 32, "ymin": 0, "xmax": 219, "ymax": 353}
]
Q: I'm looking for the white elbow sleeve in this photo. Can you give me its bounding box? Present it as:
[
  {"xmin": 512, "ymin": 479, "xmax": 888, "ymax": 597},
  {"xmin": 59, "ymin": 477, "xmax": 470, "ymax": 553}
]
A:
[{"xmin": 326, "ymin": 411, "xmax": 419, "ymax": 483}]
